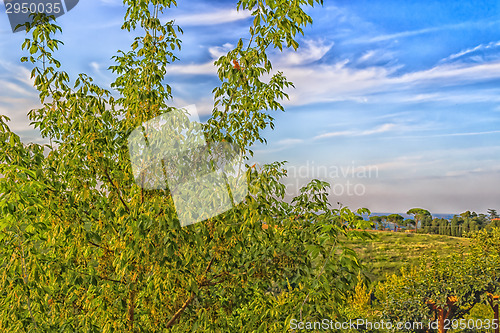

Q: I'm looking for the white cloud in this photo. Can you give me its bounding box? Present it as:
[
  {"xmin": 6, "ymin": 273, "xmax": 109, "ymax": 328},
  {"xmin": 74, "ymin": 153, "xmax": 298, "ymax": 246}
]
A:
[
  {"xmin": 359, "ymin": 146, "xmax": 500, "ymax": 180},
  {"xmin": 313, "ymin": 123, "xmax": 396, "ymax": 140},
  {"xmin": 208, "ymin": 43, "xmax": 234, "ymax": 60},
  {"xmin": 170, "ymin": 96, "xmax": 214, "ymax": 116},
  {"xmin": 275, "ymin": 54, "xmax": 500, "ymax": 106},
  {"xmin": 281, "ymin": 61, "xmax": 398, "ymax": 106},
  {"xmin": 313, "ymin": 130, "xmax": 355, "ymax": 140},
  {"xmin": 395, "ymin": 61, "xmax": 500, "ymax": 85},
  {"xmin": 441, "ymin": 41, "xmax": 500, "ymax": 63},
  {"xmin": 358, "ymin": 50, "xmax": 376, "ymax": 62},
  {"xmin": 98, "ymin": 0, "xmax": 123, "ymax": 5},
  {"xmin": 0, "ymin": 60, "xmax": 35, "ymax": 91},
  {"xmin": 361, "ymin": 123, "xmax": 396, "ymax": 135},
  {"xmin": 167, "ymin": 39, "xmax": 333, "ymax": 77},
  {"xmin": 90, "ymin": 61, "xmax": 101, "ymax": 73},
  {"xmin": 280, "ymin": 39, "xmax": 333, "ymax": 66},
  {"xmin": 160, "ymin": 39, "xmax": 500, "ymax": 110},
  {"xmin": 444, "ymin": 165, "xmax": 500, "ymax": 177},
  {"xmin": 166, "ymin": 42, "xmax": 235, "ymax": 76},
  {"xmin": 350, "ymin": 20, "xmax": 498, "ymax": 44},
  {"xmin": 0, "ymin": 61, "xmax": 41, "ymax": 136},
  {"xmin": 276, "ymin": 138, "xmax": 304, "ymax": 145},
  {"xmin": 164, "ymin": 9, "xmax": 251, "ymax": 26},
  {"xmin": 356, "ymin": 49, "xmax": 396, "ymax": 66},
  {"xmin": 167, "ymin": 61, "xmax": 217, "ymax": 75},
  {"xmin": 399, "ymin": 130, "xmax": 500, "ymax": 139},
  {"xmin": 367, "ymin": 88, "xmax": 500, "ymax": 106},
  {"xmin": 359, "ymin": 26, "xmax": 441, "ymax": 43},
  {"xmin": 0, "ymin": 99, "xmax": 41, "ymax": 133},
  {"xmin": 351, "ymin": 155, "xmax": 425, "ymax": 173},
  {"xmin": 250, "ymin": 146, "xmax": 290, "ymax": 155},
  {"xmin": 0, "ymin": 80, "xmax": 35, "ymax": 97}
]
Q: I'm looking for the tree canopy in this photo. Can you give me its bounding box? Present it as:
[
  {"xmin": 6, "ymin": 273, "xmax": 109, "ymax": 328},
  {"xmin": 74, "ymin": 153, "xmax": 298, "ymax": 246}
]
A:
[
  {"xmin": 0, "ymin": 1, "xmax": 375, "ymax": 332},
  {"xmin": 378, "ymin": 227, "xmax": 500, "ymax": 333}
]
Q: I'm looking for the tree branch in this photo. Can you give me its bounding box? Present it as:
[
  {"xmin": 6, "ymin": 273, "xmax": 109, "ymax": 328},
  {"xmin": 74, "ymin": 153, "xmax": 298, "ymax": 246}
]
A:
[
  {"xmin": 165, "ymin": 293, "xmax": 195, "ymax": 329},
  {"xmin": 164, "ymin": 257, "xmax": 217, "ymax": 328},
  {"xmin": 16, "ymin": 231, "xmax": 38, "ymax": 329},
  {"xmin": 128, "ymin": 289, "xmax": 136, "ymax": 331},
  {"xmin": 88, "ymin": 240, "xmax": 113, "ymax": 254},
  {"xmin": 103, "ymin": 167, "xmax": 130, "ymax": 213}
]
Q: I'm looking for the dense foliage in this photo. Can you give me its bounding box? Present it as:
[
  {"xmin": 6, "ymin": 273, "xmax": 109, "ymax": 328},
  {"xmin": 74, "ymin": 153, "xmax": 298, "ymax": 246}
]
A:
[
  {"xmin": 0, "ymin": 1, "xmax": 375, "ymax": 332},
  {"xmin": 339, "ymin": 228, "xmax": 500, "ymax": 333}
]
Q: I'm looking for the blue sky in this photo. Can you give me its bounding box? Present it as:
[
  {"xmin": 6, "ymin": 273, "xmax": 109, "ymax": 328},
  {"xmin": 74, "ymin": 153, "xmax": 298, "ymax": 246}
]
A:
[{"xmin": 1, "ymin": 0, "xmax": 500, "ymax": 214}]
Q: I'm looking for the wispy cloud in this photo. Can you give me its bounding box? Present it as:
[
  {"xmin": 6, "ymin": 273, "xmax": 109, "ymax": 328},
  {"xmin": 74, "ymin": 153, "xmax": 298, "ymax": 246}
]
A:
[
  {"xmin": 208, "ymin": 43, "xmax": 234, "ymax": 60},
  {"xmin": 356, "ymin": 49, "xmax": 396, "ymax": 66},
  {"xmin": 350, "ymin": 19, "xmax": 500, "ymax": 44},
  {"xmin": 352, "ymin": 155, "xmax": 426, "ymax": 173},
  {"xmin": 277, "ymin": 54, "xmax": 500, "ymax": 106},
  {"xmin": 359, "ymin": 50, "xmax": 377, "ymax": 62},
  {"xmin": 362, "ymin": 123, "xmax": 396, "ymax": 135},
  {"xmin": 280, "ymin": 39, "xmax": 333, "ymax": 66},
  {"xmin": 163, "ymin": 8, "xmax": 251, "ymax": 26},
  {"xmin": 0, "ymin": 60, "xmax": 35, "ymax": 91},
  {"xmin": 313, "ymin": 130, "xmax": 355, "ymax": 140},
  {"xmin": 0, "ymin": 61, "xmax": 40, "ymax": 132},
  {"xmin": 398, "ymin": 130, "xmax": 500, "ymax": 139},
  {"xmin": 277, "ymin": 138, "xmax": 304, "ymax": 145},
  {"xmin": 363, "ymin": 26, "xmax": 442, "ymax": 43},
  {"xmin": 90, "ymin": 62, "xmax": 101, "ymax": 73},
  {"xmin": 313, "ymin": 123, "xmax": 396, "ymax": 140},
  {"xmin": 281, "ymin": 60, "xmax": 399, "ymax": 106},
  {"xmin": 170, "ymin": 96, "xmax": 214, "ymax": 116},
  {"xmin": 395, "ymin": 61, "xmax": 500, "ymax": 85},
  {"xmin": 167, "ymin": 38, "xmax": 333, "ymax": 76},
  {"xmin": 440, "ymin": 41, "xmax": 500, "ymax": 63},
  {"xmin": 167, "ymin": 42, "xmax": 232, "ymax": 76},
  {"xmin": 167, "ymin": 61, "xmax": 217, "ymax": 75},
  {"xmin": 444, "ymin": 165, "xmax": 500, "ymax": 177},
  {"xmin": 0, "ymin": 61, "xmax": 43, "ymax": 135},
  {"xmin": 0, "ymin": 99, "xmax": 41, "ymax": 132},
  {"xmin": 98, "ymin": 0, "xmax": 123, "ymax": 6},
  {"xmin": 163, "ymin": 38, "xmax": 500, "ymax": 109}
]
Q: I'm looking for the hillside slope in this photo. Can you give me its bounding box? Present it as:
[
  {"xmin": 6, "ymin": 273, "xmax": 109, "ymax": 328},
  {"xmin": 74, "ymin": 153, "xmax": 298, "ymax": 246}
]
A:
[{"xmin": 343, "ymin": 231, "xmax": 471, "ymax": 283}]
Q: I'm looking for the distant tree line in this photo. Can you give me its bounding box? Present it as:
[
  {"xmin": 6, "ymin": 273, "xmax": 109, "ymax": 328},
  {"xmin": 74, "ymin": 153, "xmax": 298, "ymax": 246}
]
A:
[{"xmin": 369, "ymin": 208, "xmax": 500, "ymax": 237}]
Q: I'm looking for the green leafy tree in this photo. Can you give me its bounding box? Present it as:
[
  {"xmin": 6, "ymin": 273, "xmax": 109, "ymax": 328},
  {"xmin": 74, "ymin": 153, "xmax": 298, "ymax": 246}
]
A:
[
  {"xmin": 490, "ymin": 218, "xmax": 500, "ymax": 230},
  {"xmin": 450, "ymin": 218, "xmax": 459, "ymax": 237},
  {"xmin": 378, "ymin": 215, "xmax": 388, "ymax": 230},
  {"xmin": 377, "ymin": 228, "xmax": 500, "ymax": 333},
  {"xmin": 460, "ymin": 210, "xmax": 472, "ymax": 220},
  {"xmin": 378, "ymin": 251, "xmax": 496, "ymax": 333},
  {"xmin": 401, "ymin": 218, "xmax": 413, "ymax": 228},
  {"xmin": 451, "ymin": 215, "xmax": 465, "ymax": 236},
  {"xmin": 430, "ymin": 217, "xmax": 439, "ymax": 234},
  {"xmin": 387, "ymin": 214, "xmax": 403, "ymax": 231},
  {"xmin": 477, "ymin": 213, "xmax": 489, "ymax": 226},
  {"xmin": 339, "ymin": 273, "xmax": 382, "ymax": 332},
  {"xmin": 369, "ymin": 215, "xmax": 382, "ymax": 230},
  {"xmin": 488, "ymin": 209, "xmax": 499, "ymax": 220},
  {"xmin": 407, "ymin": 208, "xmax": 431, "ymax": 232},
  {"xmin": 466, "ymin": 228, "xmax": 500, "ymax": 333},
  {"xmin": 0, "ymin": 1, "xmax": 374, "ymax": 332}
]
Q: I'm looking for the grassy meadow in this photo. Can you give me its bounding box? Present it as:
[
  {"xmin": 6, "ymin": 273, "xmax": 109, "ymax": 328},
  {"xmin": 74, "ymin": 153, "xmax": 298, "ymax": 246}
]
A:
[{"xmin": 343, "ymin": 231, "xmax": 471, "ymax": 284}]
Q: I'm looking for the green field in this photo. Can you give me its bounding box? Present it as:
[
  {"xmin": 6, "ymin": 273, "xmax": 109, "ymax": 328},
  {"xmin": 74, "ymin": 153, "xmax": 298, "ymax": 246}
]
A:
[{"xmin": 343, "ymin": 231, "xmax": 471, "ymax": 284}]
